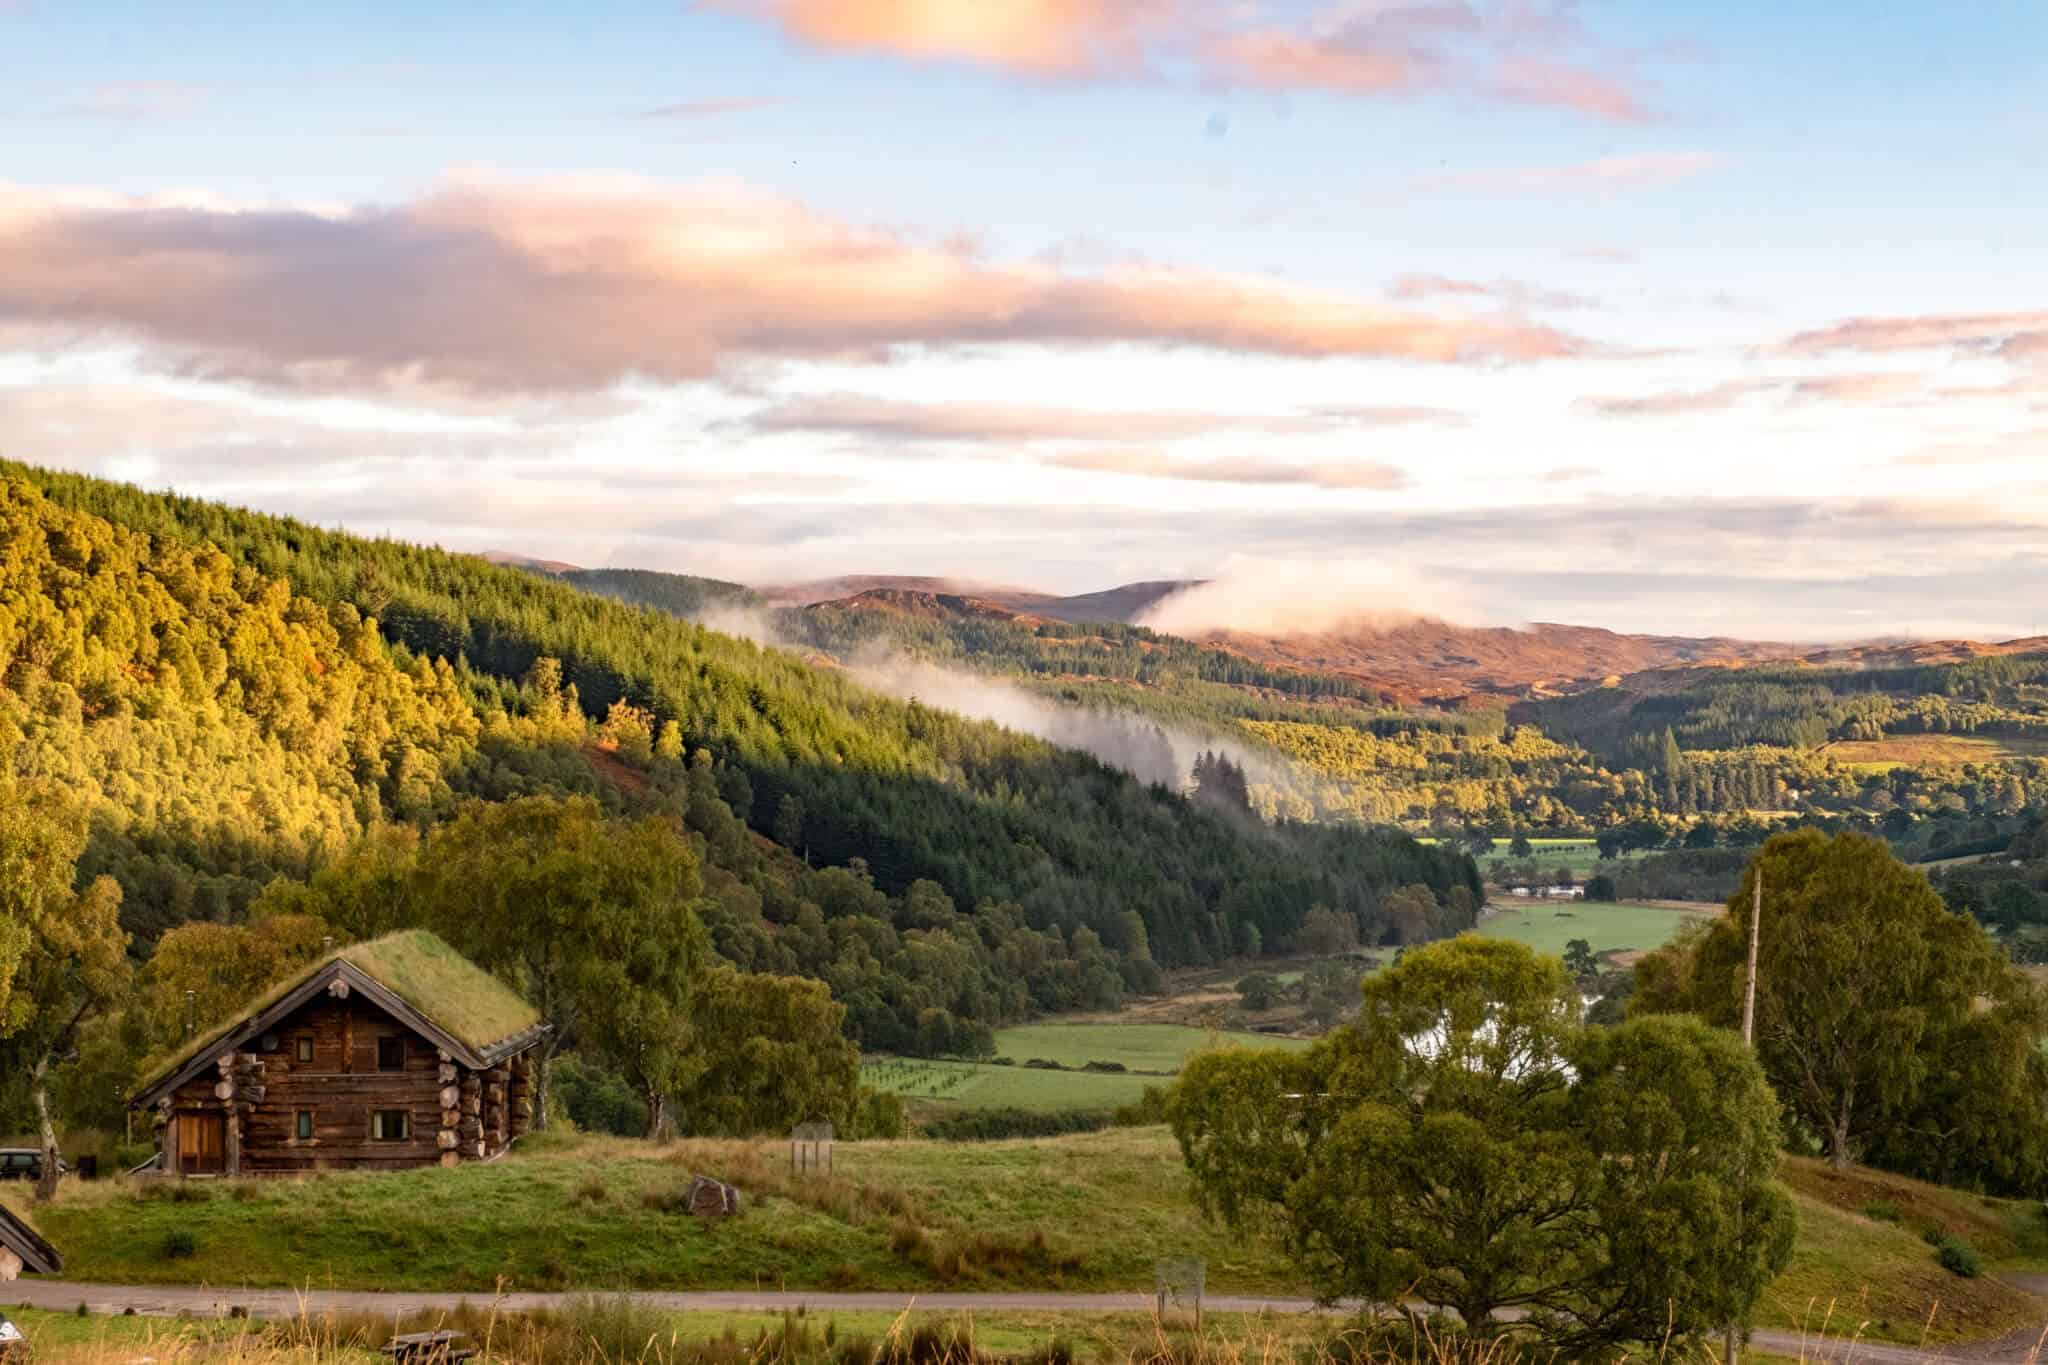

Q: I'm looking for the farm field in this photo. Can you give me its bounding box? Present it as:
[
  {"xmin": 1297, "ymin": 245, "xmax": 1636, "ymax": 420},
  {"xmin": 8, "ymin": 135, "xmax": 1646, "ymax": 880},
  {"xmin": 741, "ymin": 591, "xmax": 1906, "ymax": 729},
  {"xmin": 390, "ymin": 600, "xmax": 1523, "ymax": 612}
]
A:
[
  {"xmin": 1821, "ymin": 733, "xmax": 2048, "ymax": 770},
  {"xmin": 859, "ymin": 1058, "xmax": 1156, "ymax": 1111},
  {"xmin": 1477, "ymin": 900, "xmax": 1715, "ymax": 959},
  {"xmin": 990, "ymin": 1022, "xmax": 1310, "ymax": 1072},
  {"xmin": 11, "ymin": 1129, "xmax": 2046, "ymax": 1347},
  {"xmin": 1422, "ymin": 836, "xmax": 1656, "ymax": 881},
  {"xmin": 863, "ymin": 1024, "xmax": 1311, "ymax": 1112}
]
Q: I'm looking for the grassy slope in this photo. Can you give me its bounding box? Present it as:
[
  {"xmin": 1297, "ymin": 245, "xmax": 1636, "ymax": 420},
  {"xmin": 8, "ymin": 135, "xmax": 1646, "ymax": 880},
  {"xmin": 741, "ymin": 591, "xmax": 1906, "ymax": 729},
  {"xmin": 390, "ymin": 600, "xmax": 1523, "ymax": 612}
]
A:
[
  {"xmin": 20, "ymin": 1131, "xmax": 2048, "ymax": 1345},
  {"xmin": 1766, "ymin": 1157, "xmax": 2048, "ymax": 1345},
  {"xmin": 20, "ymin": 1131, "xmax": 1301, "ymax": 1296},
  {"xmin": 1475, "ymin": 902, "xmax": 1714, "ymax": 959},
  {"xmin": 865, "ymin": 1025, "xmax": 1311, "ymax": 1112}
]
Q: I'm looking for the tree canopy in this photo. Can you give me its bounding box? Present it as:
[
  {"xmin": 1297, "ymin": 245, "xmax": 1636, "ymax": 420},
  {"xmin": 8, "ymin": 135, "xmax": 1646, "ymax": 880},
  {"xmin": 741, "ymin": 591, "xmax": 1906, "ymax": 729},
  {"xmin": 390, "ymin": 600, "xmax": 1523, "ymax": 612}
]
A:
[
  {"xmin": 1172, "ymin": 936, "xmax": 1793, "ymax": 1353},
  {"xmin": 1631, "ymin": 830, "xmax": 2048, "ymax": 1191}
]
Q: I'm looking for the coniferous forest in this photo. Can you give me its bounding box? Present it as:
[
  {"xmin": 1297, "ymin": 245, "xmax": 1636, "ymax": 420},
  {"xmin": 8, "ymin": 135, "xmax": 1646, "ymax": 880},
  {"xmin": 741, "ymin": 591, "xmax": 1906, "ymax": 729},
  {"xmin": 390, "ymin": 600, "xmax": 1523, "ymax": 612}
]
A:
[{"xmin": 0, "ymin": 465, "xmax": 1478, "ymax": 1059}]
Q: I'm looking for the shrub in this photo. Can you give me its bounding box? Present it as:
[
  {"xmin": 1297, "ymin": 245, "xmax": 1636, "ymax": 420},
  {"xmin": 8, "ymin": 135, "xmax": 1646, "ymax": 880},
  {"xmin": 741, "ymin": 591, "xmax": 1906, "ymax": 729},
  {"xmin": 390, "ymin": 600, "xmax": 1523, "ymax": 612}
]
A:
[
  {"xmin": 1861, "ymin": 1200, "xmax": 1903, "ymax": 1223},
  {"xmin": 1937, "ymin": 1236, "xmax": 1982, "ymax": 1278},
  {"xmin": 850, "ymin": 1087, "xmax": 908, "ymax": 1140},
  {"xmin": 990, "ymin": 1057, "xmax": 1016, "ymax": 1066},
  {"xmin": 1021, "ymin": 1058, "xmax": 1063, "ymax": 1071},
  {"xmin": 919, "ymin": 1107, "xmax": 1112, "ymax": 1141},
  {"xmin": 558, "ymin": 1292, "xmax": 674, "ymax": 1360},
  {"xmin": 1080, "ymin": 1060, "xmax": 1127, "ymax": 1073},
  {"xmin": 161, "ymin": 1228, "xmax": 198, "ymax": 1260},
  {"xmin": 642, "ymin": 1184, "xmax": 690, "ymax": 1214},
  {"xmin": 1111, "ymin": 1084, "xmax": 1174, "ymax": 1128}
]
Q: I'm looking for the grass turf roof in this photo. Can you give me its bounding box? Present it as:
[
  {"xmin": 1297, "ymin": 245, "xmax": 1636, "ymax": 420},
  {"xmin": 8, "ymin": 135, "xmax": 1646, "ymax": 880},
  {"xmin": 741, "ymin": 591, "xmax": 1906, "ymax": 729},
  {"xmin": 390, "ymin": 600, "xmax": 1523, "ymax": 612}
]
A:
[
  {"xmin": 138, "ymin": 929, "xmax": 539, "ymax": 1091},
  {"xmin": 339, "ymin": 930, "xmax": 540, "ymax": 1055}
]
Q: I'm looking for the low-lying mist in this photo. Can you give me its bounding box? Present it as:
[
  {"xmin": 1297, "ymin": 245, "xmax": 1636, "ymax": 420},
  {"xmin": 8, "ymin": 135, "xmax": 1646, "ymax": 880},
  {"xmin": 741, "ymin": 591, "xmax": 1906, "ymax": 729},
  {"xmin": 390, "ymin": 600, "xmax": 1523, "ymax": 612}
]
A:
[
  {"xmin": 682, "ymin": 604, "xmax": 1303, "ymax": 802},
  {"xmin": 855, "ymin": 655, "xmax": 1291, "ymax": 793},
  {"xmin": 1138, "ymin": 556, "xmax": 1487, "ymax": 637}
]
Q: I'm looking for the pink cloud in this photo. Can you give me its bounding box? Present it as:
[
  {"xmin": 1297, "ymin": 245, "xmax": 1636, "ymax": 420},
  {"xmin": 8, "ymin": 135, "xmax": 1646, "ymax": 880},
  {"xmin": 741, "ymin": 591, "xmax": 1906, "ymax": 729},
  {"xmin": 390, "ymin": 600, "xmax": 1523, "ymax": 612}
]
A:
[
  {"xmin": 1490, "ymin": 55, "xmax": 1649, "ymax": 122},
  {"xmin": 1581, "ymin": 379, "xmax": 1765, "ymax": 417},
  {"xmin": 1390, "ymin": 274, "xmax": 1593, "ymax": 309},
  {"xmin": 1583, "ymin": 371, "xmax": 1923, "ymax": 417},
  {"xmin": 717, "ymin": 0, "xmax": 1659, "ymax": 123},
  {"xmin": 1047, "ymin": 449, "xmax": 1410, "ymax": 489},
  {"xmin": 705, "ymin": 0, "xmax": 1175, "ymax": 77},
  {"xmin": 1786, "ymin": 310, "xmax": 2048, "ymax": 357},
  {"xmin": 1785, "ymin": 372, "xmax": 1923, "ymax": 404},
  {"xmin": 0, "ymin": 176, "xmax": 1587, "ymax": 394},
  {"xmin": 745, "ymin": 394, "xmax": 1332, "ymax": 442}
]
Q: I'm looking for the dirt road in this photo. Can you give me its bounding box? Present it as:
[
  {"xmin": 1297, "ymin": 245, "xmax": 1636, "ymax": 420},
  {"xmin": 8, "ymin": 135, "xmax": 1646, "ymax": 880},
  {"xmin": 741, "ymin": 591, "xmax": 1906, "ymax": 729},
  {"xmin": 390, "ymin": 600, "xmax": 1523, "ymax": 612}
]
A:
[{"xmin": 7, "ymin": 1280, "xmax": 2039, "ymax": 1363}]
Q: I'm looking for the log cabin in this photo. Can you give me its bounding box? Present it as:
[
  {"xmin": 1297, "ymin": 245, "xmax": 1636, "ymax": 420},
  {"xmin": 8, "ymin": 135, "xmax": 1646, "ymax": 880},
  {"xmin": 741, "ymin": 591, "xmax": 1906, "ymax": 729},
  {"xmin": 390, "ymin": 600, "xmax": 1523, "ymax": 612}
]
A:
[{"xmin": 130, "ymin": 930, "xmax": 547, "ymax": 1177}]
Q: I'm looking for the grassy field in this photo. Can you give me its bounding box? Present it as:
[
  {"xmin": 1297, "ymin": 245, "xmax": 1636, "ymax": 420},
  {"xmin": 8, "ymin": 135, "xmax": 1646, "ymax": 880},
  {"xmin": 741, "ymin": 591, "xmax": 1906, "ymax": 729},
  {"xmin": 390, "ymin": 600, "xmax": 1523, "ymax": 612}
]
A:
[
  {"xmin": 863, "ymin": 1024, "xmax": 1312, "ymax": 1113},
  {"xmin": 1822, "ymin": 733, "xmax": 2048, "ymax": 771},
  {"xmin": 11, "ymin": 1129, "xmax": 1304, "ymax": 1296},
  {"xmin": 1476, "ymin": 901, "xmax": 1714, "ymax": 959},
  {"xmin": 12, "ymin": 1128, "xmax": 2046, "ymax": 1347},
  {"xmin": 991, "ymin": 1023, "xmax": 1309, "ymax": 1072},
  {"xmin": 858, "ymin": 1059, "xmax": 1159, "ymax": 1112},
  {"xmin": 1422, "ymin": 837, "xmax": 1655, "ymax": 881}
]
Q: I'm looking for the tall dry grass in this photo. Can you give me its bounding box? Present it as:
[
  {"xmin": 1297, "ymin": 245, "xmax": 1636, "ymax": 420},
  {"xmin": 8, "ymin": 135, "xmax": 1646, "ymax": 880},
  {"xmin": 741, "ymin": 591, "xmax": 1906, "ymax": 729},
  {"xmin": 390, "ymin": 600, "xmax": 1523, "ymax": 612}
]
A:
[{"xmin": 23, "ymin": 1300, "xmax": 2002, "ymax": 1365}]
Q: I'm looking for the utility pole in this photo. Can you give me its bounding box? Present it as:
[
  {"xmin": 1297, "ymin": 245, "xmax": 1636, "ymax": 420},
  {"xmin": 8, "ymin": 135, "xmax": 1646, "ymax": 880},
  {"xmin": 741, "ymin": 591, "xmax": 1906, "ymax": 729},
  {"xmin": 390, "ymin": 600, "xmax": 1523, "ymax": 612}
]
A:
[{"xmin": 1742, "ymin": 870, "xmax": 1762, "ymax": 1046}]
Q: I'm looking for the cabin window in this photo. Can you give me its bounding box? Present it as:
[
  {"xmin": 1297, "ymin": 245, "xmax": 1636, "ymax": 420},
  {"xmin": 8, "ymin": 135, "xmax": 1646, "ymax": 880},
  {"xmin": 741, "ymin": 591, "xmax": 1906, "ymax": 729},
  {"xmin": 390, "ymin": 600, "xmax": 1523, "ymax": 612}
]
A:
[
  {"xmin": 295, "ymin": 1110, "xmax": 314, "ymax": 1140},
  {"xmin": 377, "ymin": 1036, "xmax": 406, "ymax": 1071},
  {"xmin": 295, "ymin": 1036, "xmax": 313, "ymax": 1064},
  {"xmin": 370, "ymin": 1109, "xmax": 410, "ymax": 1142}
]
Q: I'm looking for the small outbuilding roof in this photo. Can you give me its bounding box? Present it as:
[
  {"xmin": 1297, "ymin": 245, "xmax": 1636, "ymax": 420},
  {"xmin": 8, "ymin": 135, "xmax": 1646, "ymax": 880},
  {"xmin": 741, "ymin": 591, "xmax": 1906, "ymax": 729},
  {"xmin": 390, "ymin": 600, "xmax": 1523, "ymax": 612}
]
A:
[
  {"xmin": 130, "ymin": 930, "xmax": 545, "ymax": 1108},
  {"xmin": 0, "ymin": 1202, "xmax": 61, "ymax": 1276}
]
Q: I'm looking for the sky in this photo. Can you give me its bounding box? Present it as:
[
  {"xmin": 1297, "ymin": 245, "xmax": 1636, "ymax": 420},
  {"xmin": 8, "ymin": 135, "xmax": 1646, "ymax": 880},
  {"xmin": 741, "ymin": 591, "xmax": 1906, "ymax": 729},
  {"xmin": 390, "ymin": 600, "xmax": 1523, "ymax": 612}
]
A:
[{"xmin": 1, "ymin": 0, "xmax": 2045, "ymax": 640}]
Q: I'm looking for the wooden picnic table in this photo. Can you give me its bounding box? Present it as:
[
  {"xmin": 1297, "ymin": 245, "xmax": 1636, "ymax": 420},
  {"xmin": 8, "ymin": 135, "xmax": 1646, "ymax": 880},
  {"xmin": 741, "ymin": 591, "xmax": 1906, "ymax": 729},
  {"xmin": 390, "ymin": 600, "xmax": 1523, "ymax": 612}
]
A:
[{"xmin": 381, "ymin": 1329, "xmax": 476, "ymax": 1362}]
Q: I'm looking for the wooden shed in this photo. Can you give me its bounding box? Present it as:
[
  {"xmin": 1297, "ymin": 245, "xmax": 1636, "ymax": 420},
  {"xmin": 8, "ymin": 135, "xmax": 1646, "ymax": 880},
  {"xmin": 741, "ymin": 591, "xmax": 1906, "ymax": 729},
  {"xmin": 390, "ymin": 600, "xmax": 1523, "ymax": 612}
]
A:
[
  {"xmin": 0, "ymin": 1203, "xmax": 60, "ymax": 1280},
  {"xmin": 130, "ymin": 931, "xmax": 547, "ymax": 1177}
]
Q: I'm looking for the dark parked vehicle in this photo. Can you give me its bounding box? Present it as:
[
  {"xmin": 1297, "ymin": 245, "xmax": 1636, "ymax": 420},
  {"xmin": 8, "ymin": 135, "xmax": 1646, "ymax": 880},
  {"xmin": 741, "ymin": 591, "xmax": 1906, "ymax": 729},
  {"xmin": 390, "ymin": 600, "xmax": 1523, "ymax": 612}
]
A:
[{"xmin": 0, "ymin": 1149, "xmax": 64, "ymax": 1182}]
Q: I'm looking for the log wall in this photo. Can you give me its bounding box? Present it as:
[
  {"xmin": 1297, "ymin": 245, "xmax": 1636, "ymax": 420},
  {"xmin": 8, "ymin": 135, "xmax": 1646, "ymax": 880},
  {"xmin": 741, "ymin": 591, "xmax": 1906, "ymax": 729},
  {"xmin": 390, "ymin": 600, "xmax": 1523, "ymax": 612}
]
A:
[{"xmin": 161, "ymin": 991, "xmax": 529, "ymax": 1176}]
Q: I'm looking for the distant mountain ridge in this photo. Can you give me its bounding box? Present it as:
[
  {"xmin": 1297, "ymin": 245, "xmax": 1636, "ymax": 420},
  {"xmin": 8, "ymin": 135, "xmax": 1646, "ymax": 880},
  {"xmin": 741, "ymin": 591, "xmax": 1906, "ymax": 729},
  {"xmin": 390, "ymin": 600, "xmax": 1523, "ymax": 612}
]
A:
[
  {"xmin": 497, "ymin": 557, "xmax": 2046, "ymax": 707},
  {"xmin": 784, "ymin": 579, "xmax": 1813, "ymax": 704}
]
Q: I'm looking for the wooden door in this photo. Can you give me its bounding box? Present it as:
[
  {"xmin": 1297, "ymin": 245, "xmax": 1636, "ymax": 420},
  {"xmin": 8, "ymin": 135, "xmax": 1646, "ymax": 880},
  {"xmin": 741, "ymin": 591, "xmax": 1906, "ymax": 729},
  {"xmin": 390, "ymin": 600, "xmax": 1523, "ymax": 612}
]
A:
[{"xmin": 178, "ymin": 1113, "xmax": 225, "ymax": 1176}]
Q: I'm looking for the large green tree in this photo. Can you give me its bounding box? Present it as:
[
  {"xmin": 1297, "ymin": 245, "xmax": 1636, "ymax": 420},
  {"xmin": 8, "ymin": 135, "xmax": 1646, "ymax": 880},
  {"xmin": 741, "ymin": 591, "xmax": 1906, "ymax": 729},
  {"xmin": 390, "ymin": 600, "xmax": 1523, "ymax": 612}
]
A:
[
  {"xmin": 1172, "ymin": 937, "xmax": 1792, "ymax": 1353},
  {"xmin": 416, "ymin": 796, "xmax": 706, "ymax": 1127},
  {"xmin": 136, "ymin": 914, "xmax": 334, "ymax": 1054},
  {"xmin": 0, "ymin": 785, "xmax": 131, "ymax": 1200},
  {"xmin": 683, "ymin": 966, "xmax": 862, "ymax": 1136},
  {"xmin": 1631, "ymin": 830, "xmax": 2048, "ymax": 1183}
]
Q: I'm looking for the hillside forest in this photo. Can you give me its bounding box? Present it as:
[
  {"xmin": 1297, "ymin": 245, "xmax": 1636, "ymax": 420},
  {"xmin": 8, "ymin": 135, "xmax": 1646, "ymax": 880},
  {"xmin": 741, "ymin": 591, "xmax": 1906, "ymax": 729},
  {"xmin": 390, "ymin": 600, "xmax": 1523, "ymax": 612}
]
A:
[
  {"xmin": 569, "ymin": 582, "xmax": 2048, "ymax": 889},
  {"xmin": 0, "ymin": 466, "xmax": 1478, "ymax": 1150}
]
